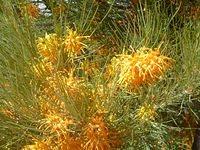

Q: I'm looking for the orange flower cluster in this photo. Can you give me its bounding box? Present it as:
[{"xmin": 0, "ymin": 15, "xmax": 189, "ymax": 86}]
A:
[
  {"xmin": 21, "ymin": 3, "xmax": 40, "ymax": 19},
  {"xmin": 22, "ymin": 113, "xmax": 120, "ymax": 150},
  {"xmin": 130, "ymin": 48, "xmax": 173, "ymax": 87},
  {"xmin": 25, "ymin": 75, "xmax": 86, "ymax": 149},
  {"xmin": 108, "ymin": 47, "xmax": 173, "ymax": 89},
  {"xmin": 36, "ymin": 71, "xmax": 87, "ymax": 118},
  {"xmin": 36, "ymin": 29, "xmax": 89, "ymax": 63},
  {"xmin": 84, "ymin": 115, "xmax": 110, "ymax": 150},
  {"xmin": 23, "ymin": 113, "xmax": 82, "ymax": 149},
  {"xmin": 25, "ymin": 28, "xmax": 124, "ymax": 150},
  {"xmin": 37, "ymin": 34, "xmax": 60, "ymax": 63},
  {"xmin": 58, "ymin": 135, "xmax": 83, "ymax": 150},
  {"xmin": 63, "ymin": 28, "xmax": 89, "ymax": 57},
  {"xmin": 39, "ymin": 113, "xmax": 75, "ymax": 135}
]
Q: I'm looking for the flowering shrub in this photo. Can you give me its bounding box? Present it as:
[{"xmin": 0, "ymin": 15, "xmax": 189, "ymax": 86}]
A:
[
  {"xmin": 0, "ymin": 1, "xmax": 200, "ymax": 149},
  {"xmin": 108, "ymin": 47, "xmax": 173, "ymax": 90}
]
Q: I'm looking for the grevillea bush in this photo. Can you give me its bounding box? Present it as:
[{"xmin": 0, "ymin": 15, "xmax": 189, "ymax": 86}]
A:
[{"xmin": 0, "ymin": 0, "xmax": 200, "ymax": 149}]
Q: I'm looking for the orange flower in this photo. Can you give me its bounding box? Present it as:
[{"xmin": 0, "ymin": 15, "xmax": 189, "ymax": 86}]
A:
[
  {"xmin": 23, "ymin": 113, "xmax": 81, "ymax": 149},
  {"xmin": 84, "ymin": 114, "xmax": 110, "ymax": 150},
  {"xmin": 59, "ymin": 134, "xmax": 83, "ymax": 150},
  {"xmin": 36, "ymin": 29, "xmax": 89, "ymax": 61},
  {"xmin": 108, "ymin": 47, "xmax": 173, "ymax": 89},
  {"xmin": 130, "ymin": 48, "xmax": 173, "ymax": 87},
  {"xmin": 37, "ymin": 34, "xmax": 60, "ymax": 63},
  {"xmin": 39, "ymin": 113, "xmax": 75, "ymax": 136},
  {"xmin": 22, "ymin": 3, "xmax": 40, "ymax": 19},
  {"xmin": 63, "ymin": 28, "xmax": 89, "ymax": 57}
]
